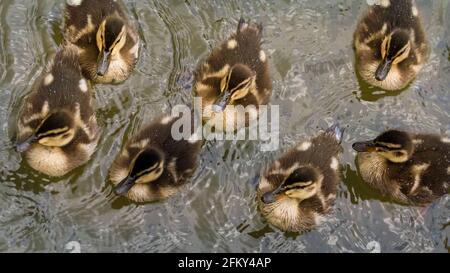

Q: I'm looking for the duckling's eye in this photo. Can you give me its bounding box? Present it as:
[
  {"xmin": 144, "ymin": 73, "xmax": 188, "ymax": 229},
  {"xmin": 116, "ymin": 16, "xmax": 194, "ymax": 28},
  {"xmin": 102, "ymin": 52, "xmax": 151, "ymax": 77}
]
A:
[{"xmin": 394, "ymin": 151, "xmax": 404, "ymax": 157}]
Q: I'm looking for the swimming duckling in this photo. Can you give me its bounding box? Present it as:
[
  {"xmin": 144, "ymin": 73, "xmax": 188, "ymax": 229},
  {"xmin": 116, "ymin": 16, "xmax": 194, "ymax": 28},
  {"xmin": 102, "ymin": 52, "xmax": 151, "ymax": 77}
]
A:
[
  {"xmin": 353, "ymin": 130, "xmax": 450, "ymax": 206},
  {"xmin": 15, "ymin": 45, "xmax": 100, "ymax": 177},
  {"xmin": 193, "ymin": 18, "xmax": 272, "ymax": 132},
  {"xmin": 257, "ymin": 125, "xmax": 343, "ymax": 232},
  {"xmin": 64, "ymin": 0, "xmax": 139, "ymax": 84},
  {"xmin": 354, "ymin": 0, "xmax": 428, "ymax": 91},
  {"xmin": 109, "ymin": 114, "xmax": 203, "ymax": 203}
]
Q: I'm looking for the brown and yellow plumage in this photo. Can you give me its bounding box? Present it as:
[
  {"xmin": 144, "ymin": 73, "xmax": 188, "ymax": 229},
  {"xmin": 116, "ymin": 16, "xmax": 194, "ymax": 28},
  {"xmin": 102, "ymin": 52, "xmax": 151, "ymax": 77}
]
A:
[
  {"xmin": 16, "ymin": 45, "xmax": 100, "ymax": 177},
  {"xmin": 354, "ymin": 0, "xmax": 428, "ymax": 90},
  {"xmin": 257, "ymin": 125, "xmax": 343, "ymax": 232},
  {"xmin": 64, "ymin": 0, "xmax": 139, "ymax": 84},
  {"xmin": 194, "ymin": 18, "xmax": 272, "ymax": 132},
  {"xmin": 353, "ymin": 130, "xmax": 450, "ymax": 206},
  {"xmin": 109, "ymin": 114, "xmax": 203, "ymax": 203}
]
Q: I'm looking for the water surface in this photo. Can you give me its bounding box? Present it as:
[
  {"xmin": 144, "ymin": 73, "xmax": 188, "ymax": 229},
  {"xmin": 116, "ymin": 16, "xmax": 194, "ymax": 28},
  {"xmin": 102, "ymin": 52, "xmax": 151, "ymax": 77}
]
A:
[{"xmin": 0, "ymin": 0, "xmax": 449, "ymax": 252}]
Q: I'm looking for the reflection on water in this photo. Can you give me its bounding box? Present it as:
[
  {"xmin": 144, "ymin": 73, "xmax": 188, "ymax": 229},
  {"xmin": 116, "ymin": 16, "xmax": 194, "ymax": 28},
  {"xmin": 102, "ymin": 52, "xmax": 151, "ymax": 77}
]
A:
[
  {"xmin": 354, "ymin": 68, "xmax": 408, "ymax": 102},
  {"xmin": 0, "ymin": 0, "xmax": 448, "ymax": 252}
]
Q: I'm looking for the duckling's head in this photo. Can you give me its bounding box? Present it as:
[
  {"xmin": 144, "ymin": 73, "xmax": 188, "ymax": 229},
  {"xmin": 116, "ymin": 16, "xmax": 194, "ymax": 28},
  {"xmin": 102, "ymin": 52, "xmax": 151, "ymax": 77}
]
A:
[
  {"xmin": 213, "ymin": 64, "xmax": 255, "ymax": 112},
  {"xmin": 352, "ymin": 130, "xmax": 413, "ymax": 163},
  {"xmin": 96, "ymin": 16, "xmax": 127, "ymax": 76},
  {"xmin": 261, "ymin": 166, "xmax": 321, "ymax": 205},
  {"xmin": 258, "ymin": 165, "xmax": 324, "ymax": 232},
  {"xmin": 113, "ymin": 148, "xmax": 165, "ymax": 196},
  {"xmin": 375, "ymin": 30, "xmax": 411, "ymax": 81},
  {"xmin": 16, "ymin": 111, "xmax": 76, "ymax": 153}
]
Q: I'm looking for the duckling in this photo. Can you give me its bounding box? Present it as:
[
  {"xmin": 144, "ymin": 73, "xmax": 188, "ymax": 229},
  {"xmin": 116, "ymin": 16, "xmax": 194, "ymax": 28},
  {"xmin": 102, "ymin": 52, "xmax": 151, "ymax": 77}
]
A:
[
  {"xmin": 353, "ymin": 130, "xmax": 450, "ymax": 206},
  {"xmin": 193, "ymin": 18, "xmax": 272, "ymax": 132},
  {"xmin": 64, "ymin": 0, "xmax": 139, "ymax": 84},
  {"xmin": 354, "ymin": 0, "xmax": 428, "ymax": 91},
  {"xmin": 257, "ymin": 125, "xmax": 344, "ymax": 233},
  {"xmin": 15, "ymin": 45, "xmax": 100, "ymax": 177},
  {"xmin": 108, "ymin": 114, "xmax": 203, "ymax": 203}
]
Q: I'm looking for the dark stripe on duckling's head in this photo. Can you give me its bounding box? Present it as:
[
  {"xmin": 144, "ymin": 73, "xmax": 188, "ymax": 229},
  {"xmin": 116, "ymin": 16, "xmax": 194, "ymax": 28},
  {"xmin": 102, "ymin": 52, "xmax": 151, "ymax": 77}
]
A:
[
  {"xmin": 103, "ymin": 17, "xmax": 126, "ymax": 49},
  {"xmin": 114, "ymin": 147, "xmax": 165, "ymax": 196},
  {"xmin": 16, "ymin": 111, "xmax": 76, "ymax": 152},
  {"xmin": 36, "ymin": 112, "xmax": 74, "ymax": 137},
  {"xmin": 262, "ymin": 166, "xmax": 320, "ymax": 204},
  {"xmin": 284, "ymin": 167, "xmax": 318, "ymax": 187},
  {"xmin": 385, "ymin": 30, "xmax": 411, "ymax": 60},
  {"xmin": 96, "ymin": 16, "xmax": 127, "ymax": 76},
  {"xmin": 374, "ymin": 130, "xmax": 412, "ymax": 149},
  {"xmin": 227, "ymin": 64, "xmax": 254, "ymax": 90},
  {"xmin": 131, "ymin": 148, "xmax": 164, "ymax": 179},
  {"xmin": 214, "ymin": 64, "xmax": 255, "ymax": 111},
  {"xmin": 376, "ymin": 29, "xmax": 411, "ymax": 81}
]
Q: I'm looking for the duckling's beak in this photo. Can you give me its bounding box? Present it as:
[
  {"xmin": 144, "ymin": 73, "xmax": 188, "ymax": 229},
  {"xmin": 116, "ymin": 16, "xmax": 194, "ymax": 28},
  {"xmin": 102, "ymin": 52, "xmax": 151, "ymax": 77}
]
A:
[
  {"xmin": 262, "ymin": 192, "xmax": 276, "ymax": 204},
  {"xmin": 212, "ymin": 91, "xmax": 231, "ymax": 113},
  {"xmin": 97, "ymin": 51, "xmax": 111, "ymax": 76},
  {"xmin": 16, "ymin": 135, "xmax": 38, "ymax": 153},
  {"xmin": 261, "ymin": 186, "xmax": 284, "ymax": 204},
  {"xmin": 352, "ymin": 141, "xmax": 376, "ymax": 152},
  {"xmin": 114, "ymin": 176, "xmax": 135, "ymax": 196},
  {"xmin": 375, "ymin": 58, "xmax": 392, "ymax": 81}
]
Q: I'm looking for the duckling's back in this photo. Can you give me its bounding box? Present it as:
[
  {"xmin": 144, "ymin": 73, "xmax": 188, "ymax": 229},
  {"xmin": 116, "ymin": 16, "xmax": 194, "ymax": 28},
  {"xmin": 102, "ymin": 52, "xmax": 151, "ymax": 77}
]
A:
[
  {"xmin": 65, "ymin": 0, "xmax": 129, "ymax": 37},
  {"xmin": 405, "ymin": 134, "xmax": 450, "ymax": 203},
  {"xmin": 356, "ymin": 0, "xmax": 426, "ymax": 44},
  {"xmin": 134, "ymin": 117, "xmax": 202, "ymax": 170},
  {"xmin": 196, "ymin": 19, "xmax": 272, "ymax": 104},
  {"xmin": 21, "ymin": 45, "xmax": 93, "ymax": 123},
  {"xmin": 206, "ymin": 21, "xmax": 263, "ymax": 70},
  {"xmin": 297, "ymin": 130, "xmax": 342, "ymax": 195},
  {"xmin": 116, "ymin": 114, "xmax": 202, "ymax": 186},
  {"xmin": 270, "ymin": 129, "xmax": 342, "ymax": 201}
]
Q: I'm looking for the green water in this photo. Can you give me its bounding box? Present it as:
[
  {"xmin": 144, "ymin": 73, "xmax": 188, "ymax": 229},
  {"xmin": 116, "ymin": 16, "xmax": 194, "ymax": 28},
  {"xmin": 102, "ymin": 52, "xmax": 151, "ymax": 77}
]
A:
[{"xmin": 0, "ymin": 0, "xmax": 449, "ymax": 252}]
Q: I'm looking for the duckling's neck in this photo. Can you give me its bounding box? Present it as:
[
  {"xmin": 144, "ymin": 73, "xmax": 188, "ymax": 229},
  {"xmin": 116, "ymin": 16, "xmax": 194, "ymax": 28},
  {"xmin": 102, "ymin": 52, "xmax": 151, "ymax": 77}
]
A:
[
  {"xmin": 25, "ymin": 145, "xmax": 70, "ymax": 177},
  {"xmin": 261, "ymin": 197, "xmax": 317, "ymax": 232}
]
